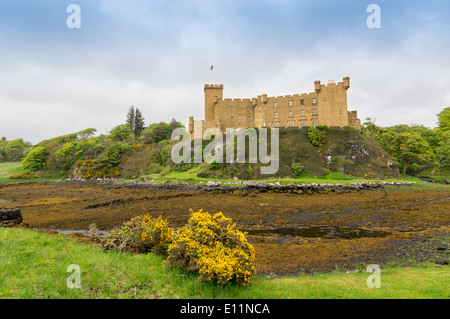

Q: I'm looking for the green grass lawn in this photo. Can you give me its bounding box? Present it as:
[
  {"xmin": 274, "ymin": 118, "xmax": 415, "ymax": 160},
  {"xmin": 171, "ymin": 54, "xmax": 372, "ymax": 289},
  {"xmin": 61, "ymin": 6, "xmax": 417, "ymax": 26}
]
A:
[
  {"xmin": 0, "ymin": 228, "xmax": 448, "ymax": 299},
  {"xmin": 0, "ymin": 162, "xmax": 24, "ymax": 181}
]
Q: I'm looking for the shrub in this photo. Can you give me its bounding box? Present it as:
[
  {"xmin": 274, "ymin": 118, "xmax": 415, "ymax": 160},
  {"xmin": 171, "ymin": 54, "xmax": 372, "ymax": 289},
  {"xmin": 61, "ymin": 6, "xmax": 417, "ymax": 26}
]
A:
[
  {"xmin": 21, "ymin": 146, "xmax": 48, "ymax": 171},
  {"xmin": 308, "ymin": 126, "xmax": 329, "ymax": 147},
  {"xmin": 10, "ymin": 172, "xmax": 37, "ymax": 180},
  {"xmin": 103, "ymin": 215, "xmax": 173, "ymax": 255},
  {"xmin": 209, "ymin": 160, "xmax": 220, "ymax": 170},
  {"xmin": 72, "ymin": 159, "xmax": 119, "ymax": 179},
  {"xmin": 165, "ymin": 209, "xmax": 256, "ymax": 285},
  {"xmin": 291, "ymin": 163, "xmax": 303, "ymax": 177}
]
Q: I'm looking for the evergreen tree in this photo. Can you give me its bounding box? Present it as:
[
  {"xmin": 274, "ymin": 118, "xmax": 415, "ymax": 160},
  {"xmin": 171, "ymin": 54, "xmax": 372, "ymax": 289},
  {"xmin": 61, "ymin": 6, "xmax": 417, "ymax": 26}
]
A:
[
  {"xmin": 134, "ymin": 108, "xmax": 145, "ymax": 137},
  {"xmin": 126, "ymin": 106, "xmax": 135, "ymax": 131}
]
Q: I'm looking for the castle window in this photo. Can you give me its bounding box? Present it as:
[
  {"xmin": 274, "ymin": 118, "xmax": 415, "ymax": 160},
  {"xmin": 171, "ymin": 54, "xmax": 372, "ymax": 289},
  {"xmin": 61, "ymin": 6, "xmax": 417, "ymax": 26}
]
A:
[
  {"xmin": 263, "ymin": 122, "xmax": 266, "ymax": 127},
  {"xmin": 339, "ymin": 109, "xmax": 342, "ymax": 114},
  {"xmin": 247, "ymin": 116, "xmax": 250, "ymax": 123},
  {"xmin": 300, "ymin": 121, "xmax": 306, "ymax": 128},
  {"xmin": 288, "ymin": 110, "xmax": 293, "ymax": 118},
  {"xmin": 263, "ymin": 106, "xmax": 266, "ymax": 111},
  {"xmin": 263, "ymin": 114, "xmax": 266, "ymax": 119},
  {"xmin": 230, "ymin": 106, "xmax": 234, "ymax": 112},
  {"xmin": 312, "ymin": 98, "xmax": 317, "ymax": 104},
  {"xmin": 312, "ymin": 119, "xmax": 318, "ymax": 127},
  {"xmin": 230, "ymin": 116, "xmax": 234, "ymax": 123},
  {"xmin": 301, "ymin": 110, "xmax": 305, "ymax": 117},
  {"xmin": 274, "ymin": 122, "xmax": 279, "ymax": 128},
  {"xmin": 288, "ymin": 100, "xmax": 293, "ymax": 106},
  {"xmin": 274, "ymin": 112, "xmax": 278, "ymax": 119},
  {"xmin": 274, "ymin": 102, "xmax": 278, "ymax": 108},
  {"xmin": 289, "ymin": 121, "xmax": 294, "ymax": 127},
  {"xmin": 323, "ymin": 97, "xmax": 327, "ymax": 101},
  {"xmin": 312, "ymin": 108, "xmax": 318, "ymax": 116},
  {"xmin": 247, "ymin": 106, "xmax": 250, "ymax": 112},
  {"xmin": 300, "ymin": 99, "xmax": 305, "ymax": 105}
]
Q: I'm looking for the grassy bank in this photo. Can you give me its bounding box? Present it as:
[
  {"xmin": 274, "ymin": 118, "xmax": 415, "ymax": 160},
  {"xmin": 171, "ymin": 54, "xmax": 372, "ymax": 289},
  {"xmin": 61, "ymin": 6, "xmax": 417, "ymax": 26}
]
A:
[
  {"xmin": 1, "ymin": 162, "xmax": 449, "ymax": 191},
  {"xmin": 0, "ymin": 228, "xmax": 448, "ymax": 299}
]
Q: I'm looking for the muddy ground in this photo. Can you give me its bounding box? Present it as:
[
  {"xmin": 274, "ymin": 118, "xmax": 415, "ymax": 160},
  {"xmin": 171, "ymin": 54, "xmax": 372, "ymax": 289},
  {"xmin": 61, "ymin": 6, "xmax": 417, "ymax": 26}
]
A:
[{"xmin": 0, "ymin": 183, "xmax": 449, "ymax": 275}]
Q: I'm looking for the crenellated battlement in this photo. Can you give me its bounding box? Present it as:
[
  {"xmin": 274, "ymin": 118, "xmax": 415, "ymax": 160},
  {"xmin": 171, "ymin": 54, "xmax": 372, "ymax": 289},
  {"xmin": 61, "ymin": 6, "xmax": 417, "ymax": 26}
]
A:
[
  {"xmin": 194, "ymin": 77, "xmax": 360, "ymax": 133},
  {"xmin": 204, "ymin": 84, "xmax": 223, "ymax": 91}
]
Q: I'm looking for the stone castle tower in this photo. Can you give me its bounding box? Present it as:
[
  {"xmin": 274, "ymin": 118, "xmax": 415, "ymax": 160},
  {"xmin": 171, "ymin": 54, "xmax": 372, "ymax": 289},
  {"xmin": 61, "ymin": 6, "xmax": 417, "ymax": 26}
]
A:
[{"xmin": 189, "ymin": 77, "xmax": 361, "ymax": 137}]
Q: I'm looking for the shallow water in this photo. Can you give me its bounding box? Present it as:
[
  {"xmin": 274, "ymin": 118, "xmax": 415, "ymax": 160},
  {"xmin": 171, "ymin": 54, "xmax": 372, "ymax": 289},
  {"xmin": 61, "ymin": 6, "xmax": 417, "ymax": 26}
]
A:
[{"xmin": 244, "ymin": 226, "xmax": 390, "ymax": 239}]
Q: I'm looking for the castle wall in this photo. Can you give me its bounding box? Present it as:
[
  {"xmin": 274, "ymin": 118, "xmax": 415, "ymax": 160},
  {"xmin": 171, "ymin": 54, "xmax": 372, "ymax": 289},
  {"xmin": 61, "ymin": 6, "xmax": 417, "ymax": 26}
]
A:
[{"xmin": 190, "ymin": 77, "xmax": 360, "ymax": 137}]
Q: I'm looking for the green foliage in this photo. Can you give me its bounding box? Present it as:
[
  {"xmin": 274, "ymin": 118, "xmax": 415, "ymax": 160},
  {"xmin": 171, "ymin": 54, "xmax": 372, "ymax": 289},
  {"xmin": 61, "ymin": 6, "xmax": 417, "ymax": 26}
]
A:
[
  {"xmin": 437, "ymin": 107, "xmax": 450, "ymax": 132},
  {"xmin": 126, "ymin": 106, "xmax": 146, "ymax": 137},
  {"xmin": 379, "ymin": 131, "xmax": 437, "ymax": 175},
  {"xmin": 100, "ymin": 142, "xmax": 132, "ymax": 169},
  {"xmin": 361, "ymin": 110, "xmax": 450, "ymax": 177},
  {"xmin": 308, "ymin": 125, "xmax": 329, "ymax": 147},
  {"xmin": 291, "ymin": 163, "xmax": 303, "ymax": 177},
  {"xmin": 109, "ymin": 124, "xmax": 134, "ymax": 142},
  {"xmin": 77, "ymin": 128, "xmax": 97, "ymax": 141},
  {"xmin": 0, "ymin": 138, "xmax": 31, "ymax": 162},
  {"xmin": 209, "ymin": 160, "xmax": 220, "ymax": 170},
  {"xmin": 55, "ymin": 141, "xmax": 92, "ymax": 171},
  {"xmin": 140, "ymin": 119, "xmax": 184, "ymax": 144},
  {"xmin": 21, "ymin": 146, "xmax": 48, "ymax": 171}
]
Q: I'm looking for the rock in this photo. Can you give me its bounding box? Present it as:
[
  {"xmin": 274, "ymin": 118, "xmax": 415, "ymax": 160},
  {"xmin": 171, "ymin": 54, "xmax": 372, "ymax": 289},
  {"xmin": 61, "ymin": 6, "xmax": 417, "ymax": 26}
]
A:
[
  {"xmin": 0, "ymin": 208, "xmax": 23, "ymax": 227},
  {"xmin": 435, "ymin": 259, "xmax": 449, "ymax": 265},
  {"xmin": 206, "ymin": 181, "xmax": 221, "ymax": 187},
  {"xmin": 256, "ymin": 181, "xmax": 268, "ymax": 188},
  {"xmin": 243, "ymin": 181, "xmax": 256, "ymax": 187}
]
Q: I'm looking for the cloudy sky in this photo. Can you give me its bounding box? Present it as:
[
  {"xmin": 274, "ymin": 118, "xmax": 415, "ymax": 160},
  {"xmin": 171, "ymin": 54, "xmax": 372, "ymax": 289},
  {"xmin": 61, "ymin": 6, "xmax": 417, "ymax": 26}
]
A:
[{"xmin": 1, "ymin": 0, "xmax": 449, "ymax": 144}]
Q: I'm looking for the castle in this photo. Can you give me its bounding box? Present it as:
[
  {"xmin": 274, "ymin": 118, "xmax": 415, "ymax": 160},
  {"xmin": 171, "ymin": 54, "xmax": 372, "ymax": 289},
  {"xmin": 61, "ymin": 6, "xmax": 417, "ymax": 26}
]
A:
[{"xmin": 189, "ymin": 77, "xmax": 361, "ymax": 137}]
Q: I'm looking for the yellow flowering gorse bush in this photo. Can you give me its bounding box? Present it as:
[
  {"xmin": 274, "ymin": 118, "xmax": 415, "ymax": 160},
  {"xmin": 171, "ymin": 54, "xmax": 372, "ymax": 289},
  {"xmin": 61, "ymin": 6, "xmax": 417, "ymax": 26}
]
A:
[
  {"xmin": 165, "ymin": 209, "xmax": 256, "ymax": 285},
  {"xmin": 103, "ymin": 215, "xmax": 173, "ymax": 254}
]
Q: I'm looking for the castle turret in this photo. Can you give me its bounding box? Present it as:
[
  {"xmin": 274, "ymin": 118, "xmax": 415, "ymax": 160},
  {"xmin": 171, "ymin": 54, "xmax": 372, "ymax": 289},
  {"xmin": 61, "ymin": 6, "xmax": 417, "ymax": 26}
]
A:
[
  {"xmin": 343, "ymin": 76, "xmax": 350, "ymax": 90},
  {"xmin": 314, "ymin": 80, "xmax": 321, "ymax": 93},
  {"xmin": 204, "ymin": 84, "xmax": 223, "ymax": 122}
]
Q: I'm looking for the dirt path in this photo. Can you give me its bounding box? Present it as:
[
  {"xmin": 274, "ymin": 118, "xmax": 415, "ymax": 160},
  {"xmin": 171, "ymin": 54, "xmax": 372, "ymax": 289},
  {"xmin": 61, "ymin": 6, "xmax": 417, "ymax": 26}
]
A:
[{"xmin": 1, "ymin": 183, "xmax": 449, "ymax": 275}]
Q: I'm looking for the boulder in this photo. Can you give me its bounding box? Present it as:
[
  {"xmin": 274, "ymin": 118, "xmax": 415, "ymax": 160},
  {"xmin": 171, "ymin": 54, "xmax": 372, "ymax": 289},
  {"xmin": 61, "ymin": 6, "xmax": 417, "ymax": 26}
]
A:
[{"xmin": 0, "ymin": 208, "xmax": 23, "ymax": 227}]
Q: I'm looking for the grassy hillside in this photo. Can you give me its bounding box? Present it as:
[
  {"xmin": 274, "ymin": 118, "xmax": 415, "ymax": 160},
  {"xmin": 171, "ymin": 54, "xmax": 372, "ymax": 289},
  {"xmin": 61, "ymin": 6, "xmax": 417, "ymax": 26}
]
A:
[{"xmin": 191, "ymin": 127, "xmax": 400, "ymax": 180}]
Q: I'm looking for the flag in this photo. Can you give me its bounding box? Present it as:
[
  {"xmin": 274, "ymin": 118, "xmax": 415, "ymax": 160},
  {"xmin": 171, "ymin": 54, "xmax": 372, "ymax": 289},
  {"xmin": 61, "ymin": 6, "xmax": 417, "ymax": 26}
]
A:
[{"xmin": 211, "ymin": 65, "xmax": 214, "ymax": 70}]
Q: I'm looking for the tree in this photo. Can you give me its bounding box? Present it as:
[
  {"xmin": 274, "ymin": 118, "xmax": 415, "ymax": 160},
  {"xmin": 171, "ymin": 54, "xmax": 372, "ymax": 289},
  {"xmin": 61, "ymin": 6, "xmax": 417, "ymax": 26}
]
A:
[
  {"xmin": 0, "ymin": 138, "xmax": 31, "ymax": 162},
  {"xmin": 109, "ymin": 124, "xmax": 134, "ymax": 142},
  {"xmin": 379, "ymin": 131, "xmax": 436, "ymax": 175},
  {"xmin": 436, "ymin": 107, "xmax": 450, "ymax": 168},
  {"xmin": 77, "ymin": 128, "xmax": 97, "ymax": 141},
  {"xmin": 134, "ymin": 108, "xmax": 145, "ymax": 137},
  {"xmin": 437, "ymin": 107, "xmax": 450, "ymax": 132},
  {"xmin": 22, "ymin": 146, "xmax": 48, "ymax": 171},
  {"xmin": 126, "ymin": 106, "xmax": 135, "ymax": 131},
  {"xmin": 140, "ymin": 120, "xmax": 184, "ymax": 144}
]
